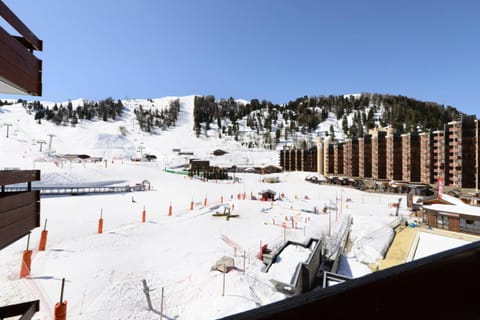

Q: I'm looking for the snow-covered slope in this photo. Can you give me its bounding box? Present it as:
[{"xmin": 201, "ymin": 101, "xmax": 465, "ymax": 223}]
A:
[{"xmin": 0, "ymin": 96, "xmax": 279, "ymax": 169}]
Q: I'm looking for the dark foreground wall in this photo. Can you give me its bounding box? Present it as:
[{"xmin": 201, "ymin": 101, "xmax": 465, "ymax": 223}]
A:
[{"xmin": 221, "ymin": 241, "xmax": 480, "ymax": 320}]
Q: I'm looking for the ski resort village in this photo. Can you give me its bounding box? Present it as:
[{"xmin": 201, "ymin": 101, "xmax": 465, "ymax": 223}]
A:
[
  {"xmin": 2, "ymin": 93, "xmax": 480, "ymax": 319},
  {"xmin": 2, "ymin": 1, "xmax": 480, "ymax": 319}
]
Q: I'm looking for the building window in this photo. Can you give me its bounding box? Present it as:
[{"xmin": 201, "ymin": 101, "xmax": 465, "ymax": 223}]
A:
[
  {"xmin": 437, "ymin": 215, "xmax": 449, "ymax": 230},
  {"xmin": 460, "ymin": 218, "xmax": 480, "ymax": 233}
]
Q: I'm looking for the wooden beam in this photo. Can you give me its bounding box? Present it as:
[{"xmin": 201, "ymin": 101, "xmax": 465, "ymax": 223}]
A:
[
  {"xmin": 0, "ymin": 201, "xmax": 39, "ymax": 250},
  {"xmin": 0, "ymin": 0, "xmax": 42, "ymax": 51},
  {"xmin": 0, "ymin": 170, "xmax": 40, "ymax": 186},
  {"xmin": 0, "ymin": 26, "xmax": 42, "ymax": 96},
  {"xmin": 0, "ymin": 300, "xmax": 39, "ymax": 319}
]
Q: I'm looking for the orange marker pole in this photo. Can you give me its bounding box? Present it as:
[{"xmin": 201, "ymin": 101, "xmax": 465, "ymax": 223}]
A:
[
  {"xmin": 142, "ymin": 206, "xmax": 146, "ymax": 223},
  {"xmin": 38, "ymin": 218, "xmax": 48, "ymax": 251},
  {"xmin": 190, "ymin": 198, "xmax": 194, "ymax": 211},
  {"xmin": 20, "ymin": 232, "xmax": 32, "ymax": 278},
  {"xmin": 54, "ymin": 277, "xmax": 67, "ymax": 320},
  {"xmin": 98, "ymin": 209, "xmax": 103, "ymax": 234},
  {"xmin": 168, "ymin": 202, "xmax": 172, "ymax": 216},
  {"xmin": 203, "ymin": 195, "xmax": 207, "ymax": 207}
]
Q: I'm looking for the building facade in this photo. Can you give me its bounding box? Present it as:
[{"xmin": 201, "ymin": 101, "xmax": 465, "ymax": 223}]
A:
[
  {"xmin": 447, "ymin": 118, "xmax": 477, "ymax": 189},
  {"xmin": 279, "ymin": 121, "xmax": 480, "ymax": 190},
  {"xmin": 419, "ymin": 132, "xmax": 434, "ymax": 184},
  {"xmin": 344, "ymin": 138, "xmax": 359, "ymax": 177},
  {"xmin": 386, "ymin": 131, "xmax": 403, "ymax": 181},
  {"xmin": 333, "ymin": 143, "xmax": 344, "ymax": 176},
  {"xmin": 371, "ymin": 129, "xmax": 387, "ymax": 180},
  {"xmin": 402, "ymin": 133, "xmax": 421, "ymax": 183},
  {"xmin": 358, "ymin": 135, "xmax": 372, "ymax": 178}
]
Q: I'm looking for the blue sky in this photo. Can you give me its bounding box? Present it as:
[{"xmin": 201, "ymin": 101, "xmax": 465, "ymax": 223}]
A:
[{"xmin": 3, "ymin": 0, "xmax": 480, "ymax": 116}]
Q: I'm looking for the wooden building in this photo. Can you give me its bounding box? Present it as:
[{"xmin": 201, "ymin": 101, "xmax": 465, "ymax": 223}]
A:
[{"xmin": 423, "ymin": 194, "xmax": 480, "ymax": 234}]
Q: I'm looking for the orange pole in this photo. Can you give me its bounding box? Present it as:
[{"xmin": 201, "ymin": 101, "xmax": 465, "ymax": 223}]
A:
[
  {"xmin": 20, "ymin": 250, "xmax": 32, "ymax": 278},
  {"xmin": 54, "ymin": 278, "xmax": 67, "ymax": 320},
  {"xmin": 98, "ymin": 218, "xmax": 103, "ymax": 234},
  {"xmin": 190, "ymin": 200, "xmax": 194, "ymax": 211},
  {"xmin": 142, "ymin": 207, "xmax": 146, "ymax": 223},
  {"xmin": 38, "ymin": 218, "xmax": 48, "ymax": 251},
  {"xmin": 38, "ymin": 230, "xmax": 48, "ymax": 251},
  {"xmin": 203, "ymin": 196, "xmax": 207, "ymax": 207},
  {"xmin": 54, "ymin": 302, "xmax": 67, "ymax": 320},
  {"xmin": 168, "ymin": 203, "xmax": 172, "ymax": 216},
  {"xmin": 20, "ymin": 232, "xmax": 32, "ymax": 278}
]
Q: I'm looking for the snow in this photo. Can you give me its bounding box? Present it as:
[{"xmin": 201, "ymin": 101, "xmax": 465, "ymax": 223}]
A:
[
  {"xmin": 423, "ymin": 193, "xmax": 480, "ymax": 217},
  {"xmin": 0, "ymin": 96, "xmax": 474, "ymax": 319},
  {"xmin": 337, "ymin": 255, "xmax": 372, "ymax": 278},
  {"xmin": 267, "ymin": 244, "xmax": 312, "ymax": 285},
  {"xmin": 413, "ymin": 232, "xmax": 470, "ymax": 260}
]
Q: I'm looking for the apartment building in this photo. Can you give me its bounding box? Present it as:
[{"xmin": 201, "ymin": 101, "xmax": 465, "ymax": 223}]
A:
[
  {"xmin": 386, "ymin": 131, "xmax": 403, "ymax": 181},
  {"xmin": 419, "ymin": 132, "xmax": 434, "ymax": 184},
  {"xmin": 279, "ymin": 148, "xmax": 317, "ymax": 172},
  {"xmin": 324, "ymin": 143, "xmax": 335, "ymax": 175},
  {"xmin": 358, "ymin": 135, "xmax": 372, "ymax": 178},
  {"xmin": 333, "ymin": 143, "xmax": 344, "ymax": 175},
  {"xmin": 280, "ymin": 121, "xmax": 480, "ymax": 190},
  {"xmin": 316, "ymin": 137, "xmax": 324, "ymax": 176},
  {"xmin": 402, "ymin": 133, "xmax": 421, "ymax": 183},
  {"xmin": 432, "ymin": 129, "xmax": 448, "ymax": 186},
  {"xmin": 447, "ymin": 118, "xmax": 477, "ymax": 189},
  {"xmin": 343, "ymin": 138, "xmax": 359, "ymax": 177},
  {"xmin": 371, "ymin": 129, "xmax": 387, "ymax": 180}
]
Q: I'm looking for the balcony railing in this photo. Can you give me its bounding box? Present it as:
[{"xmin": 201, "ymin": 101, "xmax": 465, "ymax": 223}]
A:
[
  {"xmin": 0, "ymin": 0, "xmax": 42, "ymax": 95},
  {"xmin": 0, "ymin": 170, "xmax": 41, "ymax": 250}
]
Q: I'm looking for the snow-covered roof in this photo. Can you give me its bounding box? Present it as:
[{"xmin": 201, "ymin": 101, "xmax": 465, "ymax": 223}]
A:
[
  {"xmin": 423, "ymin": 194, "xmax": 480, "ymax": 217},
  {"xmin": 423, "ymin": 203, "xmax": 480, "ymax": 217}
]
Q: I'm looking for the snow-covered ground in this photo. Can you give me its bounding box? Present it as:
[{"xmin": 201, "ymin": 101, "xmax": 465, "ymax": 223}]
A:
[
  {"xmin": 0, "ymin": 96, "xmax": 473, "ymax": 319},
  {"xmin": 413, "ymin": 232, "xmax": 470, "ymax": 260}
]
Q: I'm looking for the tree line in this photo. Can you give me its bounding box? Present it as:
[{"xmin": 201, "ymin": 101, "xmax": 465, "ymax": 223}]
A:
[
  {"xmin": 193, "ymin": 93, "xmax": 469, "ymax": 149},
  {"xmin": 134, "ymin": 98, "xmax": 180, "ymax": 132},
  {"xmin": 26, "ymin": 98, "xmax": 124, "ymax": 126}
]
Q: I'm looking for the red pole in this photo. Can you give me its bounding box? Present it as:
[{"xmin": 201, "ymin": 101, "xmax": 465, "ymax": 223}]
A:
[
  {"xmin": 38, "ymin": 218, "xmax": 48, "ymax": 251},
  {"xmin": 20, "ymin": 232, "xmax": 32, "ymax": 278},
  {"xmin": 54, "ymin": 278, "xmax": 67, "ymax": 320},
  {"xmin": 142, "ymin": 206, "xmax": 146, "ymax": 223}
]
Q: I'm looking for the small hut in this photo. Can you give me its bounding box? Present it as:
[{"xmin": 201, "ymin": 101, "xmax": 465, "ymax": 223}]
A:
[{"xmin": 261, "ymin": 189, "xmax": 277, "ymax": 201}]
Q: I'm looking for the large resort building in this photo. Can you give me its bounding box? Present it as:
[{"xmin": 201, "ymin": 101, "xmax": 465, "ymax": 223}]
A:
[{"xmin": 280, "ymin": 118, "xmax": 480, "ymax": 190}]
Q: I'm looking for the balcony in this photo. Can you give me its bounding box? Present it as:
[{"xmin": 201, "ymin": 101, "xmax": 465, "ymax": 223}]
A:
[
  {"xmin": 0, "ymin": 170, "xmax": 40, "ymax": 250},
  {"xmin": 0, "ymin": 1, "xmax": 42, "ymax": 96}
]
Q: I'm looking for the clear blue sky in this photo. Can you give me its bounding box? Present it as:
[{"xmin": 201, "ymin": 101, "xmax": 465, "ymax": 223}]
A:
[{"xmin": 3, "ymin": 0, "xmax": 480, "ymax": 116}]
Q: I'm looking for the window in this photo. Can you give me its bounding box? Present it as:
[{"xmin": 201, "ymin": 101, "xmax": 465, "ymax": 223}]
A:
[
  {"xmin": 460, "ymin": 218, "xmax": 479, "ymax": 232},
  {"xmin": 437, "ymin": 215, "xmax": 449, "ymax": 230}
]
